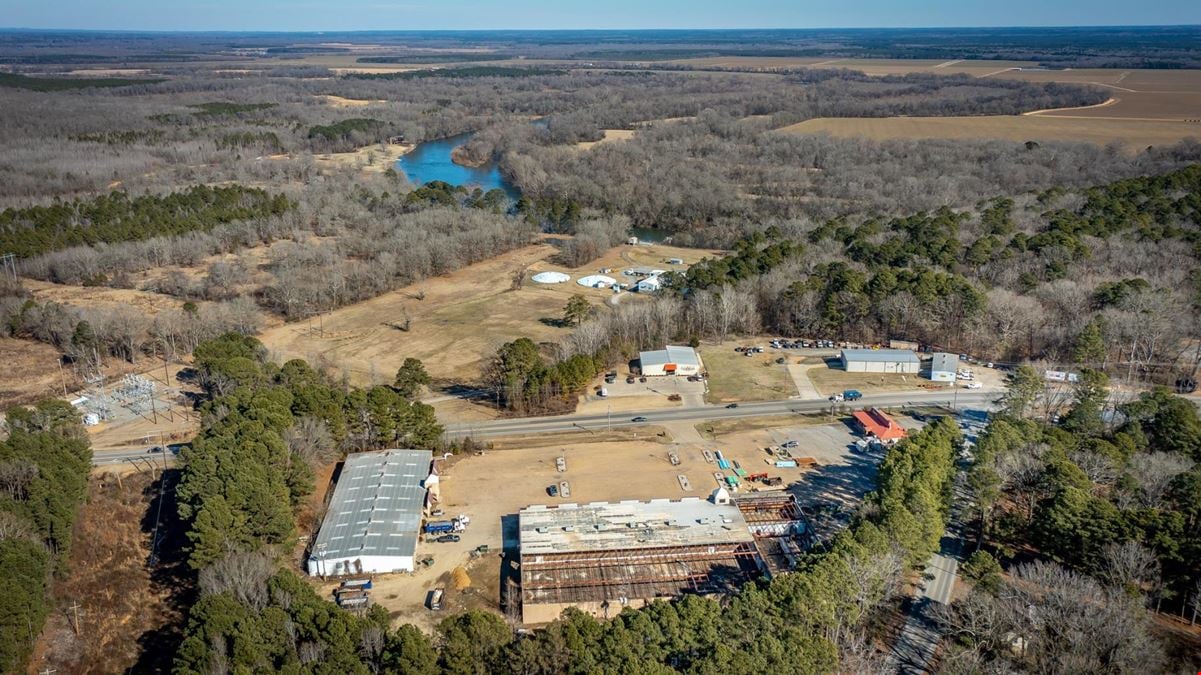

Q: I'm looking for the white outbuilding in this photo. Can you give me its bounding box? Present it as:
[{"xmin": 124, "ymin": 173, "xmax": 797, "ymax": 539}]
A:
[
  {"xmin": 840, "ymin": 348, "xmax": 920, "ymax": 374},
  {"xmin": 635, "ymin": 275, "xmax": 662, "ymax": 293},
  {"xmin": 639, "ymin": 345, "xmax": 702, "ymax": 376},
  {"xmin": 307, "ymin": 449, "xmax": 433, "ymax": 577}
]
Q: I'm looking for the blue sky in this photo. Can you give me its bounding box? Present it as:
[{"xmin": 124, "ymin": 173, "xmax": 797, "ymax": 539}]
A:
[{"xmin": 2, "ymin": 0, "xmax": 1199, "ymax": 31}]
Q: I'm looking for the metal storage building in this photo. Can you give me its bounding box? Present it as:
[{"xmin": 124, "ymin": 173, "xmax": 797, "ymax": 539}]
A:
[
  {"xmin": 639, "ymin": 345, "xmax": 702, "ymax": 376},
  {"xmin": 307, "ymin": 449, "xmax": 432, "ymax": 577},
  {"xmin": 839, "ymin": 348, "xmax": 920, "ymax": 374},
  {"xmin": 929, "ymin": 352, "xmax": 960, "ymax": 382}
]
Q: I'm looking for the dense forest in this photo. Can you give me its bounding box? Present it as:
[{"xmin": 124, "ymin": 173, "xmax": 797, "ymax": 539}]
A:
[
  {"xmin": 0, "ymin": 400, "xmax": 92, "ymax": 671},
  {"xmin": 0, "ymin": 185, "xmax": 292, "ymax": 258},
  {"xmin": 941, "ymin": 374, "xmax": 1201, "ymax": 671}
]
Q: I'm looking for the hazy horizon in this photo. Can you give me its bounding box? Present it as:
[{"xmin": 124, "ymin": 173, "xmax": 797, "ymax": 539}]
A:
[{"xmin": 3, "ymin": 0, "xmax": 1200, "ymax": 32}]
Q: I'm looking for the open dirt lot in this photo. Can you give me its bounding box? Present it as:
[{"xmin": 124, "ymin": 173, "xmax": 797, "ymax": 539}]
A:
[
  {"xmin": 777, "ymin": 115, "xmax": 1201, "ymax": 150},
  {"xmin": 258, "ymin": 241, "xmax": 720, "ymax": 388},
  {"xmin": 343, "ymin": 407, "xmax": 917, "ymax": 628}
]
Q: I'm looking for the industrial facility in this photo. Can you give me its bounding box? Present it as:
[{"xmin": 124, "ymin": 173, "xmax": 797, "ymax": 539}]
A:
[
  {"xmin": 638, "ymin": 345, "xmax": 702, "ymax": 376},
  {"xmin": 840, "ymin": 348, "xmax": 921, "ymax": 374},
  {"xmin": 517, "ymin": 491, "xmax": 807, "ymax": 624},
  {"xmin": 307, "ymin": 449, "xmax": 433, "ymax": 577},
  {"xmin": 928, "ymin": 352, "xmax": 960, "ymax": 382}
]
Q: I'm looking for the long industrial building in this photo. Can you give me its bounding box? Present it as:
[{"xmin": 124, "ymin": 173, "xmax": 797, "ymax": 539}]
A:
[
  {"xmin": 518, "ymin": 492, "xmax": 808, "ymax": 624},
  {"xmin": 307, "ymin": 449, "xmax": 433, "ymax": 577},
  {"xmin": 840, "ymin": 348, "xmax": 921, "ymax": 374},
  {"xmin": 518, "ymin": 497, "xmax": 759, "ymax": 623}
]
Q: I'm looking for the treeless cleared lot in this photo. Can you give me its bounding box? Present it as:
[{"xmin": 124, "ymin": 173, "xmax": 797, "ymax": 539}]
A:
[
  {"xmin": 777, "ymin": 115, "xmax": 1201, "ymax": 151},
  {"xmin": 698, "ymin": 343, "xmax": 798, "ymax": 402},
  {"xmin": 259, "ymin": 241, "xmax": 719, "ymax": 387}
]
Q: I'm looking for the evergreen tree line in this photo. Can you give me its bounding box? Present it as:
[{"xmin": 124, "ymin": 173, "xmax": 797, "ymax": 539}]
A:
[
  {"xmin": 0, "ymin": 400, "xmax": 93, "ymax": 672},
  {"xmin": 174, "ymin": 403, "xmax": 961, "ymax": 673},
  {"xmin": 177, "ymin": 333, "xmax": 444, "ymax": 570},
  {"xmin": 0, "ymin": 185, "xmax": 293, "ymax": 259}
]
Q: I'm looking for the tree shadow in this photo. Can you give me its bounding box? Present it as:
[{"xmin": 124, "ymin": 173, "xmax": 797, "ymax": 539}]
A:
[
  {"xmin": 131, "ymin": 468, "xmax": 195, "ymax": 674},
  {"xmin": 538, "ymin": 317, "xmax": 570, "ymax": 329}
]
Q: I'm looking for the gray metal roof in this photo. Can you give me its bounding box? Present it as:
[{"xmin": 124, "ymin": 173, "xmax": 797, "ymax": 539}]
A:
[
  {"xmin": 840, "ymin": 348, "xmax": 920, "ymax": 364},
  {"xmin": 311, "ymin": 449, "xmax": 432, "ymax": 562},
  {"xmin": 930, "ymin": 352, "xmax": 960, "ymax": 373},
  {"xmin": 519, "ymin": 498, "xmax": 753, "ymax": 556},
  {"xmin": 640, "ymin": 345, "xmax": 700, "ymax": 368}
]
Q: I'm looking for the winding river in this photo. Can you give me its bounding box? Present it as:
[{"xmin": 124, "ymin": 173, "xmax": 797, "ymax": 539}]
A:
[
  {"xmin": 396, "ymin": 132, "xmax": 519, "ymax": 199},
  {"xmin": 395, "ymin": 127, "xmax": 665, "ymax": 243}
]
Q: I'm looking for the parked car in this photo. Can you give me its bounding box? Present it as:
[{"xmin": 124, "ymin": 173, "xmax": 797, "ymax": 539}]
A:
[
  {"xmin": 626, "ymin": 376, "xmax": 635, "ymax": 384},
  {"xmin": 843, "ymin": 389, "xmax": 862, "ymax": 401},
  {"xmin": 631, "ymin": 416, "xmax": 649, "ymax": 422},
  {"xmin": 964, "ymin": 381, "xmax": 983, "ymax": 389},
  {"xmin": 436, "ymin": 534, "xmax": 461, "ymax": 543},
  {"xmin": 781, "ymin": 440, "xmax": 799, "ymax": 449},
  {"xmin": 547, "ymin": 484, "xmax": 558, "ymax": 497},
  {"xmin": 147, "ymin": 446, "xmax": 163, "ymax": 453}
]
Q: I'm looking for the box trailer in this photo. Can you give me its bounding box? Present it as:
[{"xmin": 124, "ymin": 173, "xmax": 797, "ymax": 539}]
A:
[
  {"xmin": 774, "ymin": 459, "xmax": 798, "ymax": 468},
  {"xmin": 425, "ymin": 520, "xmax": 456, "ymax": 535}
]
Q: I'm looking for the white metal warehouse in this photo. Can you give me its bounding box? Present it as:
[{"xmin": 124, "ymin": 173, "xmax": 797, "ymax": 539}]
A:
[
  {"xmin": 639, "ymin": 345, "xmax": 702, "ymax": 376},
  {"xmin": 307, "ymin": 449, "xmax": 433, "ymax": 577},
  {"xmin": 929, "ymin": 352, "xmax": 960, "ymax": 382},
  {"xmin": 840, "ymin": 348, "xmax": 921, "ymax": 374}
]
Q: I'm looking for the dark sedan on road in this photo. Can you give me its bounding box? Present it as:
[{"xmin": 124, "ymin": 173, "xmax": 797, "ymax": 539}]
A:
[{"xmin": 631, "ymin": 416, "xmax": 648, "ymax": 423}]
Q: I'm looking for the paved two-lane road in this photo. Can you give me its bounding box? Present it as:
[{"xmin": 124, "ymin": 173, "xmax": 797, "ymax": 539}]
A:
[{"xmin": 443, "ymin": 390, "xmax": 1000, "ymax": 440}]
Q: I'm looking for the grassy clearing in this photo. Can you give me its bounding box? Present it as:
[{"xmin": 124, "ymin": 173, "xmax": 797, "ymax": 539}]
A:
[
  {"xmin": 806, "ymin": 364, "xmax": 923, "ymax": 396},
  {"xmin": 699, "ymin": 345, "xmax": 796, "ymax": 402}
]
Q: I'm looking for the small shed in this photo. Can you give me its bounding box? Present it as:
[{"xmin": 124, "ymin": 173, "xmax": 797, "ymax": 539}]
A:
[
  {"xmin": 929, "ymin": 352, "xmax": 959, "ymax": 382},
  {"xmin": 840, "ymin": 349, "xmax": 920, "ymax": 374},
  {"xmin": 635, "ymin": 276, "xmax": 662, "ymax": 293}
]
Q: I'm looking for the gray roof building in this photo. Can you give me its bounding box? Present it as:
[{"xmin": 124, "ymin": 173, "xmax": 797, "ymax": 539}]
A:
[
  {"xmin": 640, "ymin": 345, "xmax": 701, "ymax": 368},
  {"xmin": 930, "ymin": 352, "xmax": 959, "ymax": 373},
  {"xmin": 519, "ymin": 498, "xmax": 754, "ymax": 556},
  {"xmin": 307, "ymin": 449, "xmax": 432, "ymax": 576},
  {"xmin": 840, "ymin": 348, "xmax": 921, "ymax": 364}
]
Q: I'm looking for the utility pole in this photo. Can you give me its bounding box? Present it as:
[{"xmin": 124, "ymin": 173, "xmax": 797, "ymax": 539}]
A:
[{"xmin": 68, "ymin": 600, "xmax": 82, "ymax": 636}]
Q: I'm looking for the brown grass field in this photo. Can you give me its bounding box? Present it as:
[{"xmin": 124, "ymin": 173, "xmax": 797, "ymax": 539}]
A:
[
  {"xmin": 777, "ymin": 115, "xmax": 1201, "ymax": 150},
  {"xmin": 258, "ymin": 240, "xmax": 720, "ymax": 387}
]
